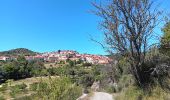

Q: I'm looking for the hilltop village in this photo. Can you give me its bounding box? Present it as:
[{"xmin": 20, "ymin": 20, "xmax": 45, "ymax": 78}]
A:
[{"xmin": 0, "ymin": 50, "xmax": 112, "ymax": 64}]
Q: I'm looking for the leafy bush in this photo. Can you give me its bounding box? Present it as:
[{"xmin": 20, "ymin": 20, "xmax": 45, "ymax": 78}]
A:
[
  {"xmin": 83, "ymin": 63, "xmax": 92, "ymax": 67},
  {"xmin": 76, "ymin": 59, "xmax": 83, "ymax": 64},
  {"xmin": 33, "ymin": 77, "xmax": 82, "ymax": 100},
  {"xmin": 142, "ymin": 48, "xmax": 170, "ymax": 89},
  {"xmin": 104, "ymin": 85, "xmax": 117, "ymax": 93},
  {"xmin": 79, "ymin": 74, "xmax": 95, "ymax": 88},
  {"xmin": 47, "ymin": 67, "xmax": 66, "ymax": 76},
  {"xmin": 68, "ymin": 60, "xmax": 75, "ymax": 66}
]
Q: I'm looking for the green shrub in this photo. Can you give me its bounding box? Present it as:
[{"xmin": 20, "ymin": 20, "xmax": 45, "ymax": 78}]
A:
[
  {"xmin": 115, "ymin": 75, "xmax": 133, "ymax": 92},
  {"xmin": 47, "ymin": 67, "xmax": 66, "ymax": 76},
  {"xmin": 79, "ymin": 74, "xmax": 95, "ymax": 88},
  {"xmin": 35, "ymin": 77, "xmax": 82, "ymax": 100},
  {"xmin": 83, "ymin": 63, "xmax": 92, "ymax": 67},
  {"xmin": 104, "ymin": 85, "xmax": 117, "ymax": 93}
]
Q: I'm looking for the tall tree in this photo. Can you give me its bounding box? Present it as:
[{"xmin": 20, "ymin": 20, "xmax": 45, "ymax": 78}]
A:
[
  {"xmin": 93, "ymin": 0, "xmax": 162, "ymax": 87},
  {"xmin": 160, "ymin": 21, "xmax": 170, "ymax": 56}
]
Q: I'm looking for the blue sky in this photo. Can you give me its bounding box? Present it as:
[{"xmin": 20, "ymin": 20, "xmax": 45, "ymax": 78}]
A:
[{"xmin": 0, "ymin": 0, "xmax": 169, "ymax": 55}]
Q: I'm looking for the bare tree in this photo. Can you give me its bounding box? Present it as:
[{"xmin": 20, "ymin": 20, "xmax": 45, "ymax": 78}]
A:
[{"xmin": 92, "ymin": 0, "xmax": 162, "ymax": 87}]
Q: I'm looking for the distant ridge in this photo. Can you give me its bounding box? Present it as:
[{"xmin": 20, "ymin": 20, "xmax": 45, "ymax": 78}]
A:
[{"xmin": 0, "ymin": 48, "xmax": 38, "ymax": 56}]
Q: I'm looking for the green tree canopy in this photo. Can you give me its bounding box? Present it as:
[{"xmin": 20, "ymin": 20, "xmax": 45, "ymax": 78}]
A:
[{"xmin": 160, "ymin": 21, "xmax": 170, "ymax": 55}]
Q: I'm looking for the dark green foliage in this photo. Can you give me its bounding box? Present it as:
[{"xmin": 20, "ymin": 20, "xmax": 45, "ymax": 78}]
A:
[
  {"xmin": 68, "ymin": 60, "xmax": 75, "ymax": 66},
  {"xmin": 79, "ymin": 74, "xmax": 95, "ymax": 88},
  {"xmin": 143, "ymin": 52, "xmax": 170, "ymax": 89},
  {"xmin": 47, "ymin": 67, "xmax": 65, "ymax": 76},
  {"xmin": 113, "ymin": 50, "xmax": 170, "ymax": 91},
  {"xmin": 0, "ymin": 56, "xmax": 46, "ymax": 83},
  {"xmin": 29, "ymin": 61, "xmax": 47, "ymax": 76},
  {"xmin": 76, "ymin": 59, "xmax": 83, "ymax": 64},
  {"xmin": 46, "ymin": 64, "xmax": 96, "ymax": 88},
  {"xmin": 91, "ymin": 65, "xmax": 105, "ymax": 81},
  {"xmin": 82, "ymin": 63, "xmax": 92, "ymax": 67},
  {"xmin": 160, "ymin": 21, "xmax": 170, "ymax": 56}
]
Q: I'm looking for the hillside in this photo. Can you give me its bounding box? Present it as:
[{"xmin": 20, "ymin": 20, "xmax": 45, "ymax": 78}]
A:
[{"xmin": 0, "ymin": 48, "xmax": 38, "ymax": 56}]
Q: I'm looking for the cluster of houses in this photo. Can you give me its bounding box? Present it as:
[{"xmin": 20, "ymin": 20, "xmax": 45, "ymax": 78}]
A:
[{"xmin": 0, "ymin": 50, "xmax": 112, "ymax": 64}]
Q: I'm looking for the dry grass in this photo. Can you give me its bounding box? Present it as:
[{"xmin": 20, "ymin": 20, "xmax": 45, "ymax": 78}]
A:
[
  {"xmin": 10, "ymin": 76, "xmax": 59, "ymax": 87},
  {"xmin": 0, "ymin": 76, "xmax": 59, "ymax": 100},
  {"xmin": 115, "ymin": 86, "xmax": 170, "ymax": 100}
]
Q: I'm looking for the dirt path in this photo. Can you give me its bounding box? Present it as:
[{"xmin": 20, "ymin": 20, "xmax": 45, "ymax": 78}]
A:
[
  {"xmin": 77, "ymin": 92, "xmax": 114, "ymax": 100},
  {"xmin": 90, "ymin": 92, "xmax": 114, "ymax": 100}
]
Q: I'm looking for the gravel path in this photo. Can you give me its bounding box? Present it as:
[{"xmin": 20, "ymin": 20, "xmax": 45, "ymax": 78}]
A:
[
  {"xmin": 90, "ymin": 92, "xmax": 114, "ymax": 100},
  {"xmin": 77, "ymin": 94, "xmax": 88, "ymax": 100}
]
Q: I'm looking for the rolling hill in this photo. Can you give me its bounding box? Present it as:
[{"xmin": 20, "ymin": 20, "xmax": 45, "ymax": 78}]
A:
[{"xmin": 0, "ymin": 48, "xmax": 39, "ymax": 56}]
